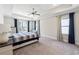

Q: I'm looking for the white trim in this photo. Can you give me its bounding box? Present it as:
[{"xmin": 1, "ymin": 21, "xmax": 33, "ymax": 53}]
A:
[
  {"xmin": 40, "ymin": 5, "xmax": 79, "ymax": 20},
  {"xmin": 41, "ymin": 35, "xmax": 57, "ymax": 40}
]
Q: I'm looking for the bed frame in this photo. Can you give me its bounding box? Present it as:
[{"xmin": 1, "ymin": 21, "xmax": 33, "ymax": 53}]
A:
[{"xmin": 12, "ymin": 37, "xmax": 39, "ymax": 49}]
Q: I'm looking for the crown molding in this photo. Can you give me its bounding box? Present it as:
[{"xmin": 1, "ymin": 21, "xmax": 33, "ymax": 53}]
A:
[{"xmin": 40, "ymin": 5, "xmax": 79, "ymax": 20}]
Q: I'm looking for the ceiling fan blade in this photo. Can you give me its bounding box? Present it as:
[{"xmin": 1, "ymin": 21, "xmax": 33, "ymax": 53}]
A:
[
  {"xmin": 27, "ymin": 8, "xmax": 40, "ymax": 17},
  {"xmin": 36, "ymin": 14, "xmax": 40, "ymax": 16},
  {"xmin": 35, "ymin": 11, "xmax": 37, "ymax": 14},
  {"xmin": 33, "ymin": 8, "xmax": 35, "ymax": 11}
]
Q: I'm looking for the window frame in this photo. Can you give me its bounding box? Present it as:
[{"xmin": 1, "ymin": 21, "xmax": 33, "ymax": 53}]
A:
[{"xmin": 60, "ymin": 14, "xmax": 69, "ymax": 35}]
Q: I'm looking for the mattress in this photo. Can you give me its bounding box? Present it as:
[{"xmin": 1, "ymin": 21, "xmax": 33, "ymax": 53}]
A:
[{"xmin": 12, "ymin": 32, "xmax": 38, "ymax": 43}]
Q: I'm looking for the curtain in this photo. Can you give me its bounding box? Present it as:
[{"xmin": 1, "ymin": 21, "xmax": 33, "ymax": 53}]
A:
[
  {"xmin": 34, "ymin": 21, "xmax": 36, "ymax": 30},
  {"xmin": 38, "ymin": 20, "xmax": 40, "ymax": 37},
  {"xmin": 28, "ymin": 21, "xmax": 30, "ymax": 32},
  {"xmin": 14, "ymin": 19, "xmax": 18, "ymax": 33},
  {"xmin": 57, "ymin": 16, "xmax": 63, "ymax": 41},
  {"xmin": 68, "ymin": 12, "xmax": 75, "ymax": 44}
]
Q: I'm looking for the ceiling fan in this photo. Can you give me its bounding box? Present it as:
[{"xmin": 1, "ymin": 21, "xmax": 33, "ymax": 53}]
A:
[{"xmin": 29, "ymin": 8, "xmax": 40, "ymax": 16}]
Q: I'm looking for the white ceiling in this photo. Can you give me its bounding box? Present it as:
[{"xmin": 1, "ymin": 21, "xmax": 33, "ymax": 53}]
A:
[
  {"xmin": 0, "ymin": 4, "xmax": 78, "ymax": 20},
  {"xmin": 6, "ymin": 4, "xmax": 78, "ymax": 20},
  {"xmin": 12, "ymin": 4, "xmax": 60, "ymax": 15},
  {"xmin": 12, "ymin": 4, "xmax": 78, "ymax": 20}
]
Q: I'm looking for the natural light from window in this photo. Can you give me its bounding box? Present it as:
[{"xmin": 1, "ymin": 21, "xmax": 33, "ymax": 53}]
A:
[{"xmin": 61, "ymin": 15, "xmax": 69, "ymax": 34}]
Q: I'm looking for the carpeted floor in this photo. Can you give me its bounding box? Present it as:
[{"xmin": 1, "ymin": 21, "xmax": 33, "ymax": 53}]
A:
[{"xmin": 13, "ymin": 37, "xmax": 79, "ymax": 55}]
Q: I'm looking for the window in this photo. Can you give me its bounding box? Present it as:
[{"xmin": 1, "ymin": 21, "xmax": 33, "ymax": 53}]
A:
[
  {"xmin": 29, "ymin": 21, "xmax": 36, "ymax": 32},
  {"xmin": 17, "ymin": 20, "xmax": 28, "ymax": 32},
  {"xmin": 17, "ymin": 20, "xmax": 22, "ymax": 32},
  {"xmin": 15, "ymin": 19, "xmax": 40, "ymax": 35},
  {"xmin": 22, "ymin": 20, "xmax": 28, "ymax": 31},
  {"xmin": 61, "ymin": 15, "xmax": 69, "ymax": 34}
]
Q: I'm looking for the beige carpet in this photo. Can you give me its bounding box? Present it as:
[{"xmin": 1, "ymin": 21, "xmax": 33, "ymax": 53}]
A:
[{"xmin": 13, "ymin": 37, "xmax": 79, "ymax": 55}]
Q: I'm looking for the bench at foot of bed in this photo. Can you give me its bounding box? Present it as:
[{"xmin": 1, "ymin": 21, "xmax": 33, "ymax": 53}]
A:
[{"xmin": 13, "ymin": 38, "xmax": 39, "ymax": 49}]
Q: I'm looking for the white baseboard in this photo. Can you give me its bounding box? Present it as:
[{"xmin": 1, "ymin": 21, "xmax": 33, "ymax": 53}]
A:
[
  {"xmin": 75, "ymin": 41, "xmax": 79, "ymax": 46},
  {"xmin": 41, "ymin": 35, "xmax": 57, "ymax": 40}
]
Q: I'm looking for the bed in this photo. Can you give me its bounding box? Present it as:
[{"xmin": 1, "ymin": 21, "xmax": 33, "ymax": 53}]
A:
[{"xmin": 11, "ymin": 31, "xmax": 39, "ymax": 49}]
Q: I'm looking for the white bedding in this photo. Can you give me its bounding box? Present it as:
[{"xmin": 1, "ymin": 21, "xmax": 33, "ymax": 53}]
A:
[{"xmin": 12, "ymin": 32, "xmax": 38, "ymax": 43}]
